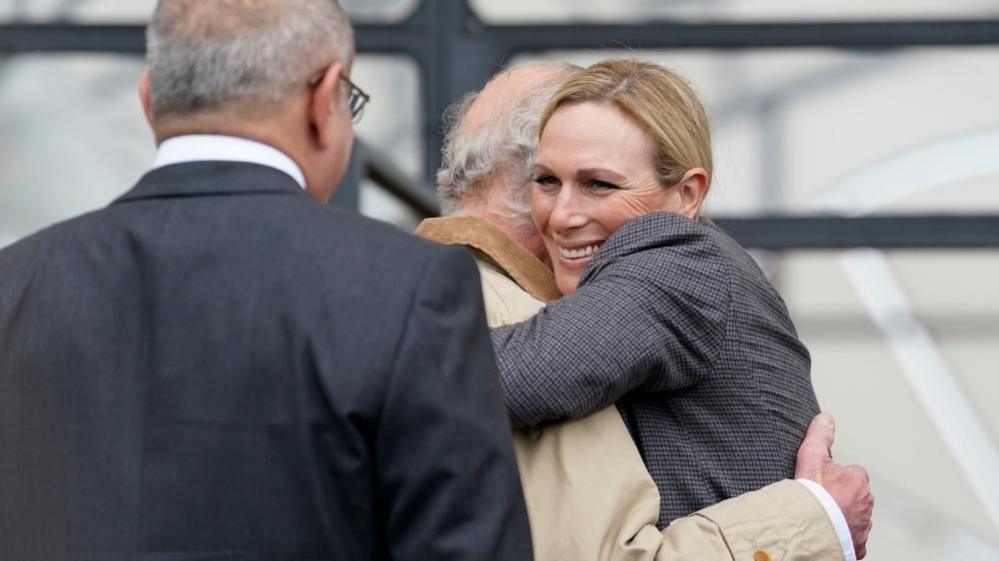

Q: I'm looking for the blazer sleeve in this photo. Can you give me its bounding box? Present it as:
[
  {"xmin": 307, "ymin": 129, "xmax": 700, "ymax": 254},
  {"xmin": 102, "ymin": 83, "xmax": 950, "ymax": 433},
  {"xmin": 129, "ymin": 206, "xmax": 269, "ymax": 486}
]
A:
[
  {"xmin": 491, "ymin": 223, "xmax": 730, "ymax": 428},
  {"xmin": 376, "ymin": 247, "xmax": 533, "ymax": 561},
  {"xmin": 654, "ymin": 480, "xmax": 846, "ymax": 561}
]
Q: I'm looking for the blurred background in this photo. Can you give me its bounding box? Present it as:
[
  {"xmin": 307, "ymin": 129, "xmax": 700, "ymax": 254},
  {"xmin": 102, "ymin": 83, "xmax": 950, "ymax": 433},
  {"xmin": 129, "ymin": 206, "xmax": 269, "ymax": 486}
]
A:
[{"xmin": 1, "ymin": 1, "xmax": 998, "ymax": 559}]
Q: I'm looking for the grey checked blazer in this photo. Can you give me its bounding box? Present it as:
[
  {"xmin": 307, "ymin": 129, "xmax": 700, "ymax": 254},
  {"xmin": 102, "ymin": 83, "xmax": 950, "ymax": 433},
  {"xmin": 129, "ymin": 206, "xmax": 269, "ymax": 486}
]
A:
[{"xmin": 492, "ymin": 212, "xmax": 819, "ymax": 527}]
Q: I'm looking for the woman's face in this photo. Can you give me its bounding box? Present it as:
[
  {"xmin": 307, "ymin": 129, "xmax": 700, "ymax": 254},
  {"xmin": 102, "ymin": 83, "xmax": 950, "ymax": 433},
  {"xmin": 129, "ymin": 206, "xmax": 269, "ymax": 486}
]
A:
[{"xmin": 532, "ymin": 101, "xmax": 692, "ymax": 294}]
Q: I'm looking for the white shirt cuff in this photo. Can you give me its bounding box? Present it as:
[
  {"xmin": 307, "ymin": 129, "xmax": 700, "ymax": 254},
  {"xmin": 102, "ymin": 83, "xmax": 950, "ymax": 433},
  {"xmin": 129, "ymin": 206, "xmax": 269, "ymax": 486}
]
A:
[{"xmin": 797, "ymin": 478, "xmax": 856, "ymax": 561}]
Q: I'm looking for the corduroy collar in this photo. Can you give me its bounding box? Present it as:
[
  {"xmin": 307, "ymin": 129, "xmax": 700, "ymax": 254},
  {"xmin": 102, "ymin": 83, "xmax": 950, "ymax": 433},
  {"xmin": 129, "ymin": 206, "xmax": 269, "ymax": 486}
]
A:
[{"xmin": 415, "ymin": 216, "xmax": 562, "ymax": 302}]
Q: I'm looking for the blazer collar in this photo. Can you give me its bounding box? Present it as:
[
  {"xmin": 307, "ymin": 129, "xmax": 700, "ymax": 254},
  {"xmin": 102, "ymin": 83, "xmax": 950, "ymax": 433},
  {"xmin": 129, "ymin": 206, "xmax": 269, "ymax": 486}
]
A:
[
  {"xmin": 113, "ymin": 161, "xmax": 307, "ymax": 205},
  {"xmin": 415, "ymin": 215, "xmax": 562, "ymax": 302}
]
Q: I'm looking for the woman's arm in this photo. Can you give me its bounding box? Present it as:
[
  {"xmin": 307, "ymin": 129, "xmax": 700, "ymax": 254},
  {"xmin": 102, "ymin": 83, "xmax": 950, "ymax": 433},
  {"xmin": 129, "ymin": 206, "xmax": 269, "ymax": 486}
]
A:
[{"xmin": 492, "ymin": 212, "xmax": 731, "ymax": 428}]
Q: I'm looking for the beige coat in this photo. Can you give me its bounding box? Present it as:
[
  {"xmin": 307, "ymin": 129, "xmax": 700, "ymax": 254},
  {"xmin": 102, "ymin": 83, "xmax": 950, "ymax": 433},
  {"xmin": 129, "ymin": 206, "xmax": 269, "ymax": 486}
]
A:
[{"xmin": 417, "ymin": 216, "xmax": 845, "ymax": 561}]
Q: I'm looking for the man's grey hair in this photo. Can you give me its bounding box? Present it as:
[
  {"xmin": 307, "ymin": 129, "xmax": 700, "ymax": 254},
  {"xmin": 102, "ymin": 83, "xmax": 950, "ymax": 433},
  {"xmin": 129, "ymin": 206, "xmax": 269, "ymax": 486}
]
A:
[
  {"xmin": 436, "ymin": 61, "xmax": 580, "ymax": 223},
  {"xmin": 147, "ymin": 0, "xmax": 354, "ymax": 116}
]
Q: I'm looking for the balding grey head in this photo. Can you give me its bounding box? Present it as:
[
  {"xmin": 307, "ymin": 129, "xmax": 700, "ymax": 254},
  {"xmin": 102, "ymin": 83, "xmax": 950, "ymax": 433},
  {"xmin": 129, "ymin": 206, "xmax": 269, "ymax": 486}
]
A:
[
  {"xmin": 146, "ymin": 0, "xmax": 354, "ymax": 117},
  {"xmin": 436, "ymin": 61, "xmax": 580, "ymax": 220}
]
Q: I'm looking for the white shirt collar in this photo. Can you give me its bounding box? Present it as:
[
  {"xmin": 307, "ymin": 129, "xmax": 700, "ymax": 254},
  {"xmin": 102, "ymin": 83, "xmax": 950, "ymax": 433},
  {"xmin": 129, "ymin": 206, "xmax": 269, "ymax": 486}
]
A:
[{"xmin": 151, "ymin": 135, "xmax": 307, "ymax": 191}]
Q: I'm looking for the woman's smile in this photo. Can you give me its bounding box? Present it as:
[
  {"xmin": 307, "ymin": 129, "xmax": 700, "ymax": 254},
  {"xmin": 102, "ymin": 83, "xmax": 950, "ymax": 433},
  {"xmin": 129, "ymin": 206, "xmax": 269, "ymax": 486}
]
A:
[
  {"xmin": 555, "ymin": 240, "xmax": 604, "ymax": 264},
  {"xmin": 531, "ymin": 101, "xmax": 673, "ymax": 294}
]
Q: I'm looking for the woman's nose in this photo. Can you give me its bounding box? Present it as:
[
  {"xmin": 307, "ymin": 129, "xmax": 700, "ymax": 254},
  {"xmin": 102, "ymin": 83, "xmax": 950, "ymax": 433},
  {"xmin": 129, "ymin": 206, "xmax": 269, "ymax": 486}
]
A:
[{"xmin": 548, "ymin": 185, "xmax": 588, "ymax": 233}]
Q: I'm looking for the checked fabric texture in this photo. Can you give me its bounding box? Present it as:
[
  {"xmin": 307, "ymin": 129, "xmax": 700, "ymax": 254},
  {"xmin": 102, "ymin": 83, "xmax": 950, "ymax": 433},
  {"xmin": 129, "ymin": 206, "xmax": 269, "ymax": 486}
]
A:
[{"xmin": 492, "ymin": 212, "xmax": 819, "ymax": 527}]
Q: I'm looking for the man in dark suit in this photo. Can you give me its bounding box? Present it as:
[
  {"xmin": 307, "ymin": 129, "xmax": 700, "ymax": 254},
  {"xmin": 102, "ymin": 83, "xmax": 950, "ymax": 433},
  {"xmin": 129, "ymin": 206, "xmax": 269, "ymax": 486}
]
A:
[{"xmin": 0, "ymin": 1, "xmax": 532, "ymax": 560}]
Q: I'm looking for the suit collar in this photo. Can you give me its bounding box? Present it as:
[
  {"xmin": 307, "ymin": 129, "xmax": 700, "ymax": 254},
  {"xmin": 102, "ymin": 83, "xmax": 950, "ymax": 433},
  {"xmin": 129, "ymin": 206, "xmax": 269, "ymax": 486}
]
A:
[
  {"xmin": 152, "ymin": 135, "xmax": 307, "ymax": 190},
  {"xmin": 113, "ymin": 161, "xmax": 307, "ymax": 205}
]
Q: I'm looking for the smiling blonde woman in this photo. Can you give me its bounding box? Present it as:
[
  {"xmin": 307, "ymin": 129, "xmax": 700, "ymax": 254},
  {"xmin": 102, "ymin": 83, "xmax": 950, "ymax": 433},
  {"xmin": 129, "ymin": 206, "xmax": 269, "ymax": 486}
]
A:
[{"xmin": 492, "ymin": 58, "xmax": 821, "ymax": 526}]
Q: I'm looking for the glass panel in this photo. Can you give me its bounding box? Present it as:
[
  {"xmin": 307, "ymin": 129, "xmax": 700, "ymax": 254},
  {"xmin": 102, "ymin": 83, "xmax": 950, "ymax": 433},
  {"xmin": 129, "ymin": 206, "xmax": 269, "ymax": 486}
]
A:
[
  {"xmin": 0, "ymin": 53, "xmax": 422, "ymax": 247},
  {"xmin": 352, "ymin": 55, "xmax": 423, "ymax": 179},
  {"xmin": 351, "ymin": 54, "xmax": 426, "ymax": 225},
  {"xmin": 360, "ymin": 180, "xmax": 422, "ymax": 232},
  {"xmin": 515, "ymin": 47, "xmax": 999, "ymax": 217},
  {"xmin": 341, "ymin": 0, "xmax": 418, "ymax": 24},
  {"xmin": 0, "ymin": 0, "xmax": 418, "ymax": 23},
  {"xmin": 778, "ymin": 249, "xmax": 999, "ymax": 558},
  {"xmin": 0, "ymin": 53, "xmax": 151, "ymax": 248},
  {"xmin": 472, "ymin": 0, "xmax": 999, "ymax": 24},
  {"xmin": 0, "ymin": 0, "xmax": 155, "ymax": 21}
]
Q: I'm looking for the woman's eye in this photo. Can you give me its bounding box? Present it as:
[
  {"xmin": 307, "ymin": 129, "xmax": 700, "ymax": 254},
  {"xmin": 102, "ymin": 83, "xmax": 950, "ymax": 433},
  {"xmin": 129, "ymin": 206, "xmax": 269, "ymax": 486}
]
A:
[
  {"xmin": 534, "ymin": 175, "xmax": 559, "ymax": 189},
  {"xmin": 589, "ymin": 180, "xmax": 619, "ymax": 190}
]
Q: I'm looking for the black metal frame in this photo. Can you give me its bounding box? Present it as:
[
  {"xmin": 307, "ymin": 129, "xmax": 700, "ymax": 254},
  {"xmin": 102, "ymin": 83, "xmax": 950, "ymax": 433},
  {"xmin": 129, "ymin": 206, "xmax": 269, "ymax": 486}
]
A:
[
  {"xmin": 3, "ymin": 1, "xmax": 999, "ymax": 248},
  {"xmin": 712, "ymin": 215, "xmax": 999, "ymax": 250}
]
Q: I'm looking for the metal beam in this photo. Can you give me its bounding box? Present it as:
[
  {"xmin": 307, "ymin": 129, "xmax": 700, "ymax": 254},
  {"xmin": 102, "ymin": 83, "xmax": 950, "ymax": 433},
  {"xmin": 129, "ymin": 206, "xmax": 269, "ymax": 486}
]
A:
[
  {"xmin": 5, "ymin": 13, "xmax": 999, "ymax": 179},
  {"xmin": 713, "ymin": 215, "xmax": 999, "ymax": 250},
  {"xmin": 5, "ymin": 19, "xmax": 999, "ymax": 54},
  {"xmin": 842, "ymin": 249, "xmax": 999, "ymax": 534},
  {"xmin": 484, "ymin": 19, "xmax": 999, "ymax": 51},
  {"xmin": 0, "ymin": 23, "xmax": 146, "ymax": 54},
  {"xmin": 356, "ymin": 143, "xmax": 999, "ymax": 249}
]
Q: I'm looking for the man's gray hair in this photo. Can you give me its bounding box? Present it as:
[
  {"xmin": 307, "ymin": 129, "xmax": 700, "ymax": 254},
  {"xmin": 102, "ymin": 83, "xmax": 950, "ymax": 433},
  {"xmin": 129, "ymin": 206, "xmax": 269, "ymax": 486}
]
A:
[
  {"xmin": 436, "ymin": 62, "xmax": 580, "ymax": 220},
  {"xmin": 147, "ymin": 0, "xmax": 354, "ymax": 116}
]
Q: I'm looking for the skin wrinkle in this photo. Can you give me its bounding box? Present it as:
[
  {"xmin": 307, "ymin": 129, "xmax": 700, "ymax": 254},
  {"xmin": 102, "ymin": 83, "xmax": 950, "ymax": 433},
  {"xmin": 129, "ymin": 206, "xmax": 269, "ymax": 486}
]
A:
[
  {"xmin": 439, "ymin": 62, "xmax": 581, "ymax": 266},
  {"xmin": 532, "ymin": 101, "xmax": 701, "ymax": 294},
  {"xmin": 538, "ymin": 59, "xmax": 713, "ymax": 193}
]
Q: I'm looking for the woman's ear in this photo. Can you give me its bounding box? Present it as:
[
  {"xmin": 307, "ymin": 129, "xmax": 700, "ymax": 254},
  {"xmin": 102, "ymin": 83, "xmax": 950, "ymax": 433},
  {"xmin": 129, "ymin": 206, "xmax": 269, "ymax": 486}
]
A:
[
  {"xmin": 674, "ymin": 167, "xmax": 709, "ymax": 219},
  {"xmin": 308, "ymin": 61, "xmax": 345, "ymax": 149}
]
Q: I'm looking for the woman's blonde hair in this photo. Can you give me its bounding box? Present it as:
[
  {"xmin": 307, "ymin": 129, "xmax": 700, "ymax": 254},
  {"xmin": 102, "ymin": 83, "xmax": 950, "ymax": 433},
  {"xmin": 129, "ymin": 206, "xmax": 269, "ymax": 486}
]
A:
[{"xmin": 539, "ymin": 58, "xmax": 712, "ymax": 188}]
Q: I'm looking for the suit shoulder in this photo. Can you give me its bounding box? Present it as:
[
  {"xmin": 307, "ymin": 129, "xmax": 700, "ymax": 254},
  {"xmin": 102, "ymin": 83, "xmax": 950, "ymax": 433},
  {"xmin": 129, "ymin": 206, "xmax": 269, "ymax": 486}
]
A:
[
  {"xmin": 272, "ymin": 203, "xmax": 480, "ymax": 296},
  {"xmin": 0, "ymin": 207, "xmax": 109, "ymax": 261},
  {"xmin": 290, "ymin": 202, "xmax": 451, "ymax": 257}
]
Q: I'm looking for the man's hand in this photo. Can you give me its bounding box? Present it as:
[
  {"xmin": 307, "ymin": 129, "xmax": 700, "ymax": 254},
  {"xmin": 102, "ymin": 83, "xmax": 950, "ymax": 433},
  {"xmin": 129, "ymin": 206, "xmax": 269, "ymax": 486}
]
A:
[{"xmin": 795, "ymin": 413, "xmax": 874, "ymax": 559}]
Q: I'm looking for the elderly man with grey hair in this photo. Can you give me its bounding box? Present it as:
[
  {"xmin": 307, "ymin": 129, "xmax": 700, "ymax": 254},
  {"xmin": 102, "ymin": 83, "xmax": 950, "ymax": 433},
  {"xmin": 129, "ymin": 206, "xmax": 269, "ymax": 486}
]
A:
[
  {"xmin": 0, "ymin": 1, "xmax": 533, "ymax": 560},
  {"xmin": 418, "ymin": 61, "xmax": 873, "ymax": 561}
]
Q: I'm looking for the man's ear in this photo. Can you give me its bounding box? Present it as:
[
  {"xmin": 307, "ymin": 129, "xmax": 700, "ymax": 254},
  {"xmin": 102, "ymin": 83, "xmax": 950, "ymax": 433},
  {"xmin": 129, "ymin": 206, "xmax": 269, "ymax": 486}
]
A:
[
  {"xmin": 673, "ymin": 167, "xmax": 710, "ymax": 219},
  {"xmin": 138, "ymin": 69, "xmax": 155, "ymax": 127},
  {"xmin": 308, "ymin": 61, "xmax": 345, "ymax": 149}
]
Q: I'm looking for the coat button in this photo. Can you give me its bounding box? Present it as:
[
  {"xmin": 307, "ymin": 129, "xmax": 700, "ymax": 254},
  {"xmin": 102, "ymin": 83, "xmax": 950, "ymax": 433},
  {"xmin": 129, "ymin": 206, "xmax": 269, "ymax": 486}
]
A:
[{"xmin": 753, "ymin": 551, "xmax": 772, "ymax": 561}]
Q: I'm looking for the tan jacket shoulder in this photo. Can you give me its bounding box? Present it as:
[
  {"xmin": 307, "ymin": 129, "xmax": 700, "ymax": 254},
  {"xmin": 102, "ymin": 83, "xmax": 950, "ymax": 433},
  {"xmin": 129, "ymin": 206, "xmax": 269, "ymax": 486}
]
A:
[{"xmin": 477, "ymin": 259, "xmax": 545, "ymax": 326}]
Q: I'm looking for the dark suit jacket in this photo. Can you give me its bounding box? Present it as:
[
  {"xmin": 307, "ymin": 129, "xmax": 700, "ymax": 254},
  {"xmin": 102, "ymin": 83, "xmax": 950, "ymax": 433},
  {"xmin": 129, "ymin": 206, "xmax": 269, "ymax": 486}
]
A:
[
  {"xmin": 492, "ymin": 212, "xmax": 819, "ymax": 527},
  {"xmin": 0, "ymin": 161, "xmax": 532, "ymax": 561}
]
